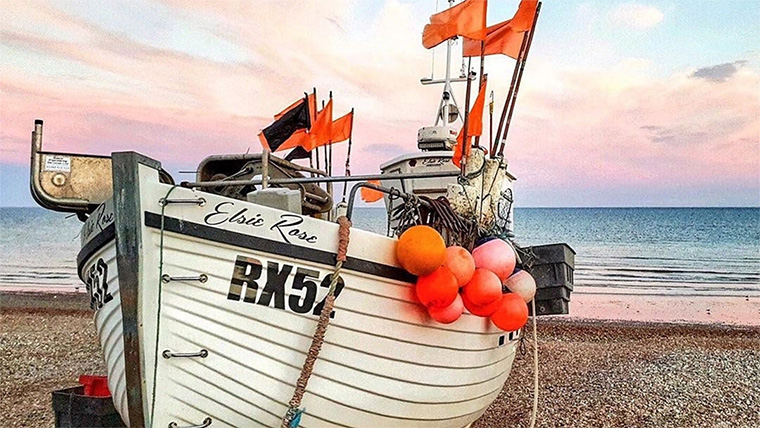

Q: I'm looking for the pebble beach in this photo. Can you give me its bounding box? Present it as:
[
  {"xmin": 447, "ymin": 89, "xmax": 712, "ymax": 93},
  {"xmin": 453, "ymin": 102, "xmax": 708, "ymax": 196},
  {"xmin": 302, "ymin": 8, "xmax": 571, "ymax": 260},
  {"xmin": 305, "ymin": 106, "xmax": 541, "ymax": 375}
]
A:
[{"xmin": 1, "ymin": 292, "xmax": 758, "ymax": 428}]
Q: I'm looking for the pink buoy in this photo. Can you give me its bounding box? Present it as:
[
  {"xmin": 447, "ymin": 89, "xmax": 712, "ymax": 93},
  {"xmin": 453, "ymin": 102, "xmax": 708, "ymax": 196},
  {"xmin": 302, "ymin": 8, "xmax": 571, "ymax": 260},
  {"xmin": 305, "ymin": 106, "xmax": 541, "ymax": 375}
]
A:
[
  {"xmin": 462, "ymin": 268, "xmax": 502, "ymax": 307},
  {"xmin": 444, "ymin": 246, "xmax": 476, "ymax": 286},
  {"xmin": 504, "ymin": 269, "xmax": 536, "ymax": 303},
  {"xmin": 472, "ymin": 238, "xmax": 516, "ymax": 281},
  {"xmin": 428, "ymin": 294, "xmax": 464, "ymax": 324}
]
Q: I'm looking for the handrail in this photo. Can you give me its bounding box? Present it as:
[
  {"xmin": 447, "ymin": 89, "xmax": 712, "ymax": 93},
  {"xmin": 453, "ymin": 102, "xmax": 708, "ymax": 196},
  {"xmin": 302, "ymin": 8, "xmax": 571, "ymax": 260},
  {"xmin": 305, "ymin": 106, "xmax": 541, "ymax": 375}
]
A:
[{"xmin": 180, "ymin": 170, "xmax": 460, "ymax": 189}]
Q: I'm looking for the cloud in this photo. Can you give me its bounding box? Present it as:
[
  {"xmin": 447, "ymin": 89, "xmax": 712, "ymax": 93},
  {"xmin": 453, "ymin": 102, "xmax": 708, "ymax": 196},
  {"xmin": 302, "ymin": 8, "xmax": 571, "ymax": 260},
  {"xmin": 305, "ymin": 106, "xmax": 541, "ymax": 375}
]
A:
[
  {"xmin": 610, "ymin": 3, "xmax": 664, "ymax": 29},
  {"xmin": 691, "ymin": 60, "xmax": 748, "ymax": 83},
  {"xmin": 500, "ymin": 53, "xmax": 760, "ymax": 206},
  {"xmin": 1, "ymin": 1, "xmax": 758, "ymax": 207}
]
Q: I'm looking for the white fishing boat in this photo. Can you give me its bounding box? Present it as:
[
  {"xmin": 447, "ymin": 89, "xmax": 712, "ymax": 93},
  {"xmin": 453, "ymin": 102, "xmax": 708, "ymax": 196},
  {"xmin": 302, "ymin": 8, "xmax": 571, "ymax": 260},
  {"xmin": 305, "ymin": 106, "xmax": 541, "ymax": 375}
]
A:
[{"xmin": 30, "ymin": 1, "xmax": 576, "ymax": 427}]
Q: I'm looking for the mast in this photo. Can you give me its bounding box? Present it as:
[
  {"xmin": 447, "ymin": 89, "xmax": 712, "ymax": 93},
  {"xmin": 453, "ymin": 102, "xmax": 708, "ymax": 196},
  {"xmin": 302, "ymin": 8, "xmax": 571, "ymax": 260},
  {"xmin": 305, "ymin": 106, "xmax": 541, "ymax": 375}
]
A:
[
  {"xmin": 497, "ymin": 1, "xmax": 542, "ymax": 157},
  {"xmin": 440, "ymin": 0, "xmax": 455, "ymax": 127}
]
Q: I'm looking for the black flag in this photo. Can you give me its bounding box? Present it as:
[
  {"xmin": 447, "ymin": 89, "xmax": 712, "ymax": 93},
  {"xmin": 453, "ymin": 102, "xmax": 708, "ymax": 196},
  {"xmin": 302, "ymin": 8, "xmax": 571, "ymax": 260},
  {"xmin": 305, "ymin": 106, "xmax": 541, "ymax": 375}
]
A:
[
  {"xmin": 258, "ymin": 97, "xmax": 311, "ymax": 151},
  {"xmin": 284, "ymin": 146, "xmax": 312, "ymax": 160}
]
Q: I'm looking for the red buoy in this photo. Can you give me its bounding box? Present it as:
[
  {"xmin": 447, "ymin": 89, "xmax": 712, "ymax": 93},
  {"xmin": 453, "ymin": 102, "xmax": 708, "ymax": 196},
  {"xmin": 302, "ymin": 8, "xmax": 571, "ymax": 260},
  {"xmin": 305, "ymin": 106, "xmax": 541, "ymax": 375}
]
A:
[
  {"xmin": 462, "ymin": 268, "xmax": 502, "ymax": 307},
  {"xmin": 428, "ymin": 294, "xmax": 464, "ymax": 324},
  {"xmin": 415, "ymin": 266, "xmax": 459, "ymax": 308},
  {"xmin": 461, "ymin": 291, "xmax": 502, "ymax": 317},
  {"xmin": 490, "ymin": 293, "xmax": 529, "ymax": 331}
]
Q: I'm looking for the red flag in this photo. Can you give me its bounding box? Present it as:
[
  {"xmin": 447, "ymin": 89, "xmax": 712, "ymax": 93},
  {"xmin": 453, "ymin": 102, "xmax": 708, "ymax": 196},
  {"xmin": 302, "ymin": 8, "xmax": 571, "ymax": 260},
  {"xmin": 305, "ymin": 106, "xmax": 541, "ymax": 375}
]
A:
[
  {"xmin": 361, "ymin": 180, "xmax": 384, "ymax": 203},
  {"xmin": 330, "ymin": 111, "xmax": 353, "ymax": 143},
  {"xmin": 462, "ymin": 0, "xmax": 536, "ymax": 59},
  {"xmin": 422, "ymin": 0, "xmax": 487, "ymax": 49},
  {"xmin": 453, "ymin": 76, "xmax": 488, "ymax": 167}
]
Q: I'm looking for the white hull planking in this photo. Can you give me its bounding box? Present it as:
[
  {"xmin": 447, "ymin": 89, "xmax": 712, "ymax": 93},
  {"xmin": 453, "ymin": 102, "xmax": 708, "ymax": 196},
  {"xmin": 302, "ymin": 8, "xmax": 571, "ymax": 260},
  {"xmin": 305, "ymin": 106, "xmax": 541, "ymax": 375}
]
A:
[
  {"xmin": 81, "ymin": 241, "xmax": 130, "ymax": 426},
  {"xmin": 80, "ymin": 159, "xmax": 518, "ymax": 427}
]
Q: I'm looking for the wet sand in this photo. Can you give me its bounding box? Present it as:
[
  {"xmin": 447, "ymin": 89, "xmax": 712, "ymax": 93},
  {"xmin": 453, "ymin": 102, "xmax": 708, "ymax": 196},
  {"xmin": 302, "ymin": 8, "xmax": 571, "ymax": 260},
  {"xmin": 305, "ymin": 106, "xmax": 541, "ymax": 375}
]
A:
[{"xmin": 1, "ymin": 292, "xmax": 758, "ymax": 427}]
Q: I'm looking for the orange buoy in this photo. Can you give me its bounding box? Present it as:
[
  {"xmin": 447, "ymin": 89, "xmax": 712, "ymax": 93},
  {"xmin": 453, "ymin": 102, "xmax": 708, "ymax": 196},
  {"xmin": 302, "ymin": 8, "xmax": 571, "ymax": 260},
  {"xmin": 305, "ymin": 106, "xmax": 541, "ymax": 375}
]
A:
[
  {"xmin": 472, "ymin": 238, "xmax": 516, "ymax": 281},
  {"xmin": 396, "ymin": 225, "xmax": 446, "ymax": 276},
  {"xmin": 462, "ymin": 268, "xmax": 502, "ymax": 307},
  {"xmin": 461, "ymin": 291, "xmax": 502, "ymax": 317},
  {"xmin": 490, "ymin": 293, "xmax": 529, "ymax": 331},
  {"xmin": 415, "ymin": 266, "xmax": 459, "ymax": 308},
  {"xmin": 444, "ymin": 246, "xmax": 476, "ymax": 286},
  {"xmin": 504, "ymin": 269, "xmax": 536, "ymax": 303},
  {"xmin": 428, "ymin": 293, "xmax": 464, "ymax": 324}
]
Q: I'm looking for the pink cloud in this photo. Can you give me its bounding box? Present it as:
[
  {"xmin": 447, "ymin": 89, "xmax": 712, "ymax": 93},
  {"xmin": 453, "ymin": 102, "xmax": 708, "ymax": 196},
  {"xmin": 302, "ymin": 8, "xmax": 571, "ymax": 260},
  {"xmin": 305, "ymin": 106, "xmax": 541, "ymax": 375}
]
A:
[{"xmin": 1, "ymin": 1, "xmax": 758, "ymax": 207}]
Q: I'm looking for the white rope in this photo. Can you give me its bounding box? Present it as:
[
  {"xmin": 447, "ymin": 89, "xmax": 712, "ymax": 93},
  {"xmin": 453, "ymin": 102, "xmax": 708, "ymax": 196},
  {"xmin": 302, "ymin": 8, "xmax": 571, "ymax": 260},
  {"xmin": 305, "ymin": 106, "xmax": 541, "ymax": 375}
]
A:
[{"xmin": 528, "ymin": 299, "xmax": 539, "ymax": 428}]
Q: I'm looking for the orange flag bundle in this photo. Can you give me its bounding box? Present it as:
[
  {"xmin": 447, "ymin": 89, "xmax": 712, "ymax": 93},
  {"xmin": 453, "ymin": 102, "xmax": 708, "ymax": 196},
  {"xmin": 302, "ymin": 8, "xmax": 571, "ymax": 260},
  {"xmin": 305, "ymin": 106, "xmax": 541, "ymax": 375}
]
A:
[
  {"xmin": 422, "ymin": 0, "xmax": 487, "ymax": 49},
  {"xmin": 361, "ymin": 180, "xmax": 384, "ymax": 203},
  {"xmin": 330, "ymin": 111, "xmax": 354, "ymax": 143},
  {"xmin": 453, "ymin": 76, "xmax": 488, "ymax": 167},
  {"xmin": 462, "ymin": 0, "xmax": 537, "ymax": 59}
]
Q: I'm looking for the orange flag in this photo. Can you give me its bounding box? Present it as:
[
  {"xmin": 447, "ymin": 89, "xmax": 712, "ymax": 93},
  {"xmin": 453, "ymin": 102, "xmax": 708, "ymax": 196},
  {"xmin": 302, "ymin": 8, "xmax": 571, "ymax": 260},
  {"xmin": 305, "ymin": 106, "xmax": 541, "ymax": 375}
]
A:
[
  {"xmin": 462, "ymin": 1, "xmax": 536, "ymax": 59},
  {"xmin": 310, "ymin": 98, "xmax": 333, "ymax": 149},
  {"xmin": 453, "ymin": 76, "xmax": 488, "ymax": 167},
  {"xmin": 330, "ymin": 111, "xmax": 354, "ymax": 143},
  {"xmin": 361, "ymin": 180, "xmax": 384, "ymax": 203},
  {"xmin": 509, "ymin": 0, "xmax": 538, "ymax": 32},
  {"xmin": 422, "ymin": 0, "xmax": 487, "ymax": 49},
  {"xmin": 462, "ymin": 20, "xmax": 525, "ymax": 59},
  {"xmin": 276, "ymin": 128, "xmax": 310, "ymax": 152}
]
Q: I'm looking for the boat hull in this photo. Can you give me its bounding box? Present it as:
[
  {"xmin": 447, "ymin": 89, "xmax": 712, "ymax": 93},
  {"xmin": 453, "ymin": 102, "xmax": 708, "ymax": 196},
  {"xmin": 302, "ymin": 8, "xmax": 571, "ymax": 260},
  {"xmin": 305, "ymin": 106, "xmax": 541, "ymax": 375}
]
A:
[{"xmin": 78, "ymin": 152, "xmax": 519, "ymax": 427}]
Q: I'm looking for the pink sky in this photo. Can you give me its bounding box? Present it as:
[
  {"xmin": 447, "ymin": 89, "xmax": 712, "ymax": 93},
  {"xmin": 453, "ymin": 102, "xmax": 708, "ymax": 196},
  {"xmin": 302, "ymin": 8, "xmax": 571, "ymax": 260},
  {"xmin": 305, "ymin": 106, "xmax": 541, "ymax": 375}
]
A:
[{"xmin": 1, "ymin": 1, "xmax": 758, "ymax": 206}]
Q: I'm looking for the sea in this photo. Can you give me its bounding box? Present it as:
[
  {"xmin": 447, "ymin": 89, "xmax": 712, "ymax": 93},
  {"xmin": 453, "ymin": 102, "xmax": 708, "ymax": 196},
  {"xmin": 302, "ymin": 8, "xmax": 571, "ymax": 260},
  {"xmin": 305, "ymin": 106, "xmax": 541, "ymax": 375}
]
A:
[{"xmin": 1, "ymin": 207, "xmax": 758, "ymax": 297}]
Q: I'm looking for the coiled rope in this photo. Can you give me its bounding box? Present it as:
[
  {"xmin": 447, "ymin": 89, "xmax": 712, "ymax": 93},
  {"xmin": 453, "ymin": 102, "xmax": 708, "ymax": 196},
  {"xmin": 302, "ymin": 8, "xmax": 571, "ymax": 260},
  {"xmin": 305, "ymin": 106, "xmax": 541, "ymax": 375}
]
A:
[{"xmin": 281, "ymin": 216, "xmax": 352, "ymax": 428}]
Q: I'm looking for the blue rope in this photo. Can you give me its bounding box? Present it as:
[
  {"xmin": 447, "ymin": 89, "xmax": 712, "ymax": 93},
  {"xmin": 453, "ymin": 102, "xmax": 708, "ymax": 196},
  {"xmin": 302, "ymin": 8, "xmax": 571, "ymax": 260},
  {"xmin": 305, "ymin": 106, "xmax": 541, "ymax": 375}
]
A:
[{"xmin": 289, "ymin": 408, "xmax": 305, "ymax": 428}]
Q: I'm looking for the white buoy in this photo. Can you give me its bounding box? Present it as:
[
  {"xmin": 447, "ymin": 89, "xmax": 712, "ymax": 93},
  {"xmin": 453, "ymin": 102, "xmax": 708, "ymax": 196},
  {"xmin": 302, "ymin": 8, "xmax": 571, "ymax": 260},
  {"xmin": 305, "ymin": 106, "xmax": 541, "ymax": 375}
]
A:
[{"xmin": 505, "ymin": 269, "xmax": 537, "ymax": 303}]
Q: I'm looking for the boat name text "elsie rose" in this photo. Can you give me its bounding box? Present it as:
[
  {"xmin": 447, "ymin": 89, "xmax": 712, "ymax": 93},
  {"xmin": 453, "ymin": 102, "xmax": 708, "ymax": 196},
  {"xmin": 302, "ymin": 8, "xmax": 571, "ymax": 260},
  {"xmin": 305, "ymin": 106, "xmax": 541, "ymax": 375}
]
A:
[
  {"xmin": 82, "ymin": 203, "xmax": 114, "ymax": 242},
  {"xmin": 203, "ymin": 201, "xmax": 318, "ymax": 244},
  {"xmin": 227, "ymin": 255, "xmax": 345, "ymax": 318}
]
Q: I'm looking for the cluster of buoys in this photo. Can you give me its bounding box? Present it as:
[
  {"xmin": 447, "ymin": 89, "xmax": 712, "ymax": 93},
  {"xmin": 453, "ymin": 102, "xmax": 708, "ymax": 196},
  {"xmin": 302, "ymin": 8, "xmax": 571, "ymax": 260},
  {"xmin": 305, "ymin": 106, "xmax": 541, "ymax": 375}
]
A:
[{"xmin": 395, "ymin": 226, "xmax": 537, "ymax": 331}]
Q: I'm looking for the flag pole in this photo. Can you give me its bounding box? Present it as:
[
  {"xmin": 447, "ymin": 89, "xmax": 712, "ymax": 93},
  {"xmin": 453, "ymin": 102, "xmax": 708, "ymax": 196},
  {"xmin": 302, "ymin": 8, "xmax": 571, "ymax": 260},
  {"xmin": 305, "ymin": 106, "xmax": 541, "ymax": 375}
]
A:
[
  {"xmin": 328, "ymin": 91, "xmax": 333, "ymax": 177},
  {"xmin": 493, "ymin": 31, "xmax": 529, "ymax": 157},
  {"xmin": 325, "ymin": 94, "xmax": 333, "ymax": 219},
  {"xmin": 474, "ymin": 41, "xmax": 486, "ymax": 148},
  {"xmin": 460, "ymin": 57, "xmax": 474, "ymax": 176},
  {"xmin": 441, "ymin": 0, "xmax": 455, "ymax": 127},
  {"xmin": 341, "ymin": 108, "xmax": 355, "ymax": 202},
  {"xmin": 488, "ymin": 90, "xmax": 495, "ymax": 156},
  {"xmin": 497, "ymin": 1, "xmax": 542, "ymax": 158}
]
